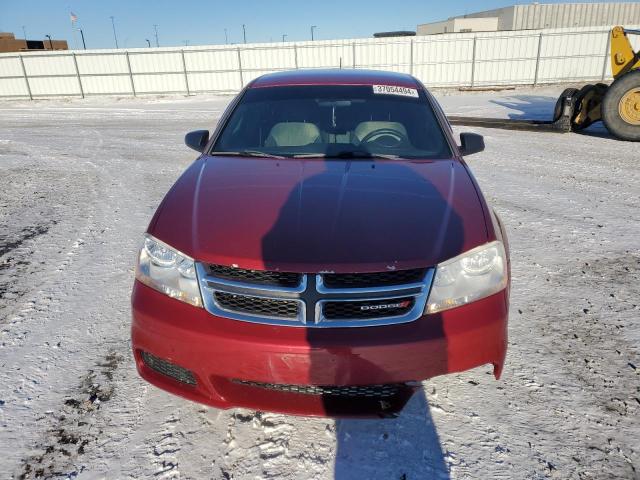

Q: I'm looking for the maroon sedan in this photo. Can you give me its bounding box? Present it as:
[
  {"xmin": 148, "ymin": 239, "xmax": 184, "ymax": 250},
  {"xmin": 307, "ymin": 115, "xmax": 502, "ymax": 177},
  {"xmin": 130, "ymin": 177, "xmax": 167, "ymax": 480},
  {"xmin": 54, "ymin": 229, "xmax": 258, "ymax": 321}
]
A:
[{"xmin": 131, "ymin": 69, "xmax": 510, "ymax": 417}]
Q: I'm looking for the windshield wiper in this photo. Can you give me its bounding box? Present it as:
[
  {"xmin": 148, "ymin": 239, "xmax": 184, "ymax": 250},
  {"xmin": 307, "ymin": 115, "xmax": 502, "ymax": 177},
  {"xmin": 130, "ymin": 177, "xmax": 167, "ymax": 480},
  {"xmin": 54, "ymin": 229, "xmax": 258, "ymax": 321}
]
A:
[
  {"xmin": 211, "ymin": 150, "xmax": 399, "ymax": 160},
  {"xmin": 209, "ymin": 150, "xmax": 286, "ymax": 159},
  {"xmin": 292, "ymin": 150, "xmax": 399, "ymax": 160}
]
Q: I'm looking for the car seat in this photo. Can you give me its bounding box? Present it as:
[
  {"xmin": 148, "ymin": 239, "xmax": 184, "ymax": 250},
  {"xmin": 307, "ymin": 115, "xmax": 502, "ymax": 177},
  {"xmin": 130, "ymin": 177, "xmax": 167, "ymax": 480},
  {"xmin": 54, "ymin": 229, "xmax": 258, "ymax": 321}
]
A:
[{"xmin": 264, "ymin": 122, "xmax": 322, "ymax": 147}]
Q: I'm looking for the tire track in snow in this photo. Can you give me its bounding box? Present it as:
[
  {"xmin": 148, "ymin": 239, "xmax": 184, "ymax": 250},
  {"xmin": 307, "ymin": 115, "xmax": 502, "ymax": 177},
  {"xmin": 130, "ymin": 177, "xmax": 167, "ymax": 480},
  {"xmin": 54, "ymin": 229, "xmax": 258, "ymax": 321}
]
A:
[
  {"xmin": 16, "ymin": 351, "xmax": 123, "ymax": 479},
  {"xmin": 149, "ymin": 415, "xmax": 182, "ymax": 479}
]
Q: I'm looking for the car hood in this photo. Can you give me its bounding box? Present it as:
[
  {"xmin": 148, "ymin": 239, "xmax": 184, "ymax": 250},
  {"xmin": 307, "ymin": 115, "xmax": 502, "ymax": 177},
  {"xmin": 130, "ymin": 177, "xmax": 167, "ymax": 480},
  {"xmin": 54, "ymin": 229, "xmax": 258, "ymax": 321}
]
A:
[{"xmin": 149, "ymin": 156, "xmax": 488, "ymax": 273}]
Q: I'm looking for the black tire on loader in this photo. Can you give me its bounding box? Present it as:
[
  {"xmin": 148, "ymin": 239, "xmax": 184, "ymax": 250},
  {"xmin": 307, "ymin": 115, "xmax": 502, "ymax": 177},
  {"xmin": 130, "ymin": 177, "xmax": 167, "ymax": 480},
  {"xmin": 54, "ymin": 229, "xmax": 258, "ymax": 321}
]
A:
[
  {"xmin": 602, "ymin": 69, "xmax": 640, "ymax": 142},
  {"xmin": 571, "ymin": 83, "xmax": 609, "ymax": 131},
  {"xmin": 571, "ymin": 85, "xmax": 596, "ymax": 131},
  {"xmin": 553, "ymin": 88, "xmax": 579, "ymax": 123}
]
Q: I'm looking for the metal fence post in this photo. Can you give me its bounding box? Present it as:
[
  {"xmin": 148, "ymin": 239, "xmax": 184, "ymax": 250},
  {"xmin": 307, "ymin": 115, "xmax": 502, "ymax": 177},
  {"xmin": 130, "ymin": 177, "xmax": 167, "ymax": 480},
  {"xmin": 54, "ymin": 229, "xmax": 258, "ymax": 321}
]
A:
[
  {"xmin": 601, "ymin": 31, "xmax": 612, "ymax": 81},
  {"xmin": 352, "ymin": 41, "xmax": 356, "ymax": 69},
  {"xmin": 125, "ymin": 51, "xmax": 136, "ymax": 96},
  {"xmin": 533, "ymin": 33, "xmax": 543, "ymax": 87},
  {"xmin": 18, "ymin": 54, "xmax": 33, "ymax": 100},
  {"xmin": 237, "ymin": 47, "xmax": 244, "ymax": 90},
  {"xmin": 72, "ymin": 53, "xmax": 84, "ymax": 98},
  {"xmin": 470, "ymin": 37, "xmax": 477, "ymax": 88},
  {"xmin": 293, "ymin": 44, "xmax": 299, "ymax": 69},
  {"xmin": 409, "ymin": 38, "xmax": 414, "ymax": 75},
  {"xmin": 180, "ymin": 50, "xmax": 190, "ymax": 95}
]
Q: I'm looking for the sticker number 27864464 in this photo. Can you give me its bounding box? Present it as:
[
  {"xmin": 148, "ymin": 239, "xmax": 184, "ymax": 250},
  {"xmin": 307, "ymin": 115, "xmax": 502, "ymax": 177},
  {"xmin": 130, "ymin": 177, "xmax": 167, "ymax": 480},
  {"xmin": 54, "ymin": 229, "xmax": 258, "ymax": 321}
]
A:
[{"xmin": 372, "ymin": 85, "xmax": 419, "ymax": 98}]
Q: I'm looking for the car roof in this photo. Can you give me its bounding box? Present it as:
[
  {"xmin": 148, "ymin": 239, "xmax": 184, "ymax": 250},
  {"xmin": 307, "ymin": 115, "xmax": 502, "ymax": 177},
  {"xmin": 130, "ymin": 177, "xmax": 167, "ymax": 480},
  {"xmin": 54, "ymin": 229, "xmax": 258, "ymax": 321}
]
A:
[{"xmin": 249, "ymin": 69, "xmax": 420, "ymax": 89}]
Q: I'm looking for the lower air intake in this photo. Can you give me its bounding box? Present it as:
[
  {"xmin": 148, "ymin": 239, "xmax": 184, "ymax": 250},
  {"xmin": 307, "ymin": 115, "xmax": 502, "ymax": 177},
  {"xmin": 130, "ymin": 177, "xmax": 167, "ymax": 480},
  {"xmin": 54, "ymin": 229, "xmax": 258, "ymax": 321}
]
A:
[
  {"xmin": 141, "ymin": 351, "xmax": 196, "ymax": 386},
  {"xmin": 232, "ymin": 379, "xmax": 404, "ymax": 398}
]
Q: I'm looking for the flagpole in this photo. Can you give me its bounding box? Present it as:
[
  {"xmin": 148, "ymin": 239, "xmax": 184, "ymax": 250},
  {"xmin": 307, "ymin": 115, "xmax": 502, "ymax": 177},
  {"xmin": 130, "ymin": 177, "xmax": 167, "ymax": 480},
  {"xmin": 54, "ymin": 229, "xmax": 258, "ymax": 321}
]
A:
[{"xmin": 110, "ymin": 16, "xmax": 119, "ymax": 49}]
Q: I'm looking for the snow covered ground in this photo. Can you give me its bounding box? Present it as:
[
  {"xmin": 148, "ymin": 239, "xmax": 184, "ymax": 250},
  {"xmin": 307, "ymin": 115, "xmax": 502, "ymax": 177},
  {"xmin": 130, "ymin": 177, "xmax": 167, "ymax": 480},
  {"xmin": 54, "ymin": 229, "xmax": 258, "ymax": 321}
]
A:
[{"xmin": 0, "ymin": 86, "xmax": 639, "ymax": 479}]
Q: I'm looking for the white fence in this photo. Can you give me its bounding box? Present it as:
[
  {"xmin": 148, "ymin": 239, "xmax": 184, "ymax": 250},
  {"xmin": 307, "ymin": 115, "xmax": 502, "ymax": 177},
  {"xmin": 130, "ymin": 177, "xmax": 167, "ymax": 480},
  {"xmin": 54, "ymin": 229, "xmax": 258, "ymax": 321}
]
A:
[{"xmin": 1, "ymin": 25, "xmax": 639, "ymax": 99}]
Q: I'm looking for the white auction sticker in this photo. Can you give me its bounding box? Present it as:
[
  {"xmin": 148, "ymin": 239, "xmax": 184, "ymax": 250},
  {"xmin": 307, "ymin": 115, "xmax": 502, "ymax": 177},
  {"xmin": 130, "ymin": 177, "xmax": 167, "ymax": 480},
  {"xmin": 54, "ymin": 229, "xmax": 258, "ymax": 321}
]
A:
[{"xmin": 372, "ymin": 84, "xmax": 419, "ymax": 98}]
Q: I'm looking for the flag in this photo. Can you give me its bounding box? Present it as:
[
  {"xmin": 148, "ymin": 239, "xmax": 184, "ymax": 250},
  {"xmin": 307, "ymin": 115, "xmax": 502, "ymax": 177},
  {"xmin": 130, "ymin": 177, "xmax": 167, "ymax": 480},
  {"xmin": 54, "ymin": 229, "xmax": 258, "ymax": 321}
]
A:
[{"xmin": 70, "ymin": 12, "xmax": 78, "ymax": 24}]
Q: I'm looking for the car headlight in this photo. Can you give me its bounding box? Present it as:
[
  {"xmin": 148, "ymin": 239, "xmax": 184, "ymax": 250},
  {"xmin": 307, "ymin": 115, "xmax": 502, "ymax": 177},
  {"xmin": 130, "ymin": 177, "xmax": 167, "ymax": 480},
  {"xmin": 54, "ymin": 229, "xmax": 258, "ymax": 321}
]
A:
[
  {"xmin": 426, "ymin": 241, "xmax": 507, "ymax": 314},
  {"xmin": 135, "ymin": 234, "xmax": 203, "ymax": 307}
]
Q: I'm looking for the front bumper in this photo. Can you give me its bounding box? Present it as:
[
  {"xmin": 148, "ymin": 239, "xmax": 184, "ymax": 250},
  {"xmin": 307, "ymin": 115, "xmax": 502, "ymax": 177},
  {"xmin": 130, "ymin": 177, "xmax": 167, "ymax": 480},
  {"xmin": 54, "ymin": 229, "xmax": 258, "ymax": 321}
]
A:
[{"xmin": 131, "ymin": 280, "xmax": 508, "ymax": 417}]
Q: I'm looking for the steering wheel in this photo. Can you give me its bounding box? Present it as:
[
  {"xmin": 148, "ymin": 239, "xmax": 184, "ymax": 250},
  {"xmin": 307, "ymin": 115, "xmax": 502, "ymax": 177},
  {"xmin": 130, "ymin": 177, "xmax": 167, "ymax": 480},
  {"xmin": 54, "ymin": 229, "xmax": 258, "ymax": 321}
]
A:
[{"xmin": 359, "ymin": 128, "xmax": 408, "ymax": 148}]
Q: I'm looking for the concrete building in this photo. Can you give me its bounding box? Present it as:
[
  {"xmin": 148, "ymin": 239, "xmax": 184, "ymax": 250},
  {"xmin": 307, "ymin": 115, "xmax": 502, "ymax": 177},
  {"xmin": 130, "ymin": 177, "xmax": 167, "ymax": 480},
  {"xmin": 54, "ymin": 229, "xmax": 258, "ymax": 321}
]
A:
[
  {"xmin": 0, "ymin": 32, "xmax": 68, "ymax": 53},
  {"xmin": 417, "ymin": 2, "xmax": 640, "ymax": 35},
  {"xmin": 418, "ymin": 17, "xmax": 499, "ymax": 35}
]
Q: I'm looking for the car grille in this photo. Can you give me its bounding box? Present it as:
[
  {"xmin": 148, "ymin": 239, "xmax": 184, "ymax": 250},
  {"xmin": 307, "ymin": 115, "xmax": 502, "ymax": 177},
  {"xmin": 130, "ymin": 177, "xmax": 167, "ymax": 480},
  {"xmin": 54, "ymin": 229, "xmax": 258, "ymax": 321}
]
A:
[
  {"xmin": 214, "ymin": 292, "xmax": 299, "ymax": 319},
  {"xmin": 198, "ymin": 264, "xmax": 433, "ymax": 327},
  {"xmin": 322, "ymin": 269, "xmax": 426, "ymax": 289},
  {"xmin": 206, "ymin": 264, "xmax": 302, "ymax": 288},
  {"xmin": 141, "ymin": 351, "xmax": 196, "ymax": 385},
  {"xmin": 232, "ymin": 379, "xmax": 404, "ymax": 398},
  {"xmin": 323, "ymin": 297, "xmax": 415, "ymax": 320}
]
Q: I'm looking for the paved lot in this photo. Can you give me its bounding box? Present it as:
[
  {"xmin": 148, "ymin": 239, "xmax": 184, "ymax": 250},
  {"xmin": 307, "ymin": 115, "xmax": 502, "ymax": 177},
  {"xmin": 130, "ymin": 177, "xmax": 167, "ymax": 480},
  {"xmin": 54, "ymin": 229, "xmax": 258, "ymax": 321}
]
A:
[{"xmin": 0, "ymin": 88, "xmax": 638, "ymax": 479}]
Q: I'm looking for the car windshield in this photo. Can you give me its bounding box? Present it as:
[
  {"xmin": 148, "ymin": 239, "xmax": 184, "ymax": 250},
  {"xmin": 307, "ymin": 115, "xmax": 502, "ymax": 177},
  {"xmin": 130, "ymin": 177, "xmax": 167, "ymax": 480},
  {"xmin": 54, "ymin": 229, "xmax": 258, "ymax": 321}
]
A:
[{"xmin": 211, "ymin": 85, "xmax": 452, "ymax": 159}]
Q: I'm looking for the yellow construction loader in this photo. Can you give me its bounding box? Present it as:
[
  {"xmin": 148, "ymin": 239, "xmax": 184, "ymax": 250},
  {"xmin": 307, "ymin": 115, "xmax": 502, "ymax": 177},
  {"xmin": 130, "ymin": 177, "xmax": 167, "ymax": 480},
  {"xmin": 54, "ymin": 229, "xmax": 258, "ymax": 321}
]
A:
[{"xmin": 449, "ymin": 26, "xmax": 640, "ymax": 141}]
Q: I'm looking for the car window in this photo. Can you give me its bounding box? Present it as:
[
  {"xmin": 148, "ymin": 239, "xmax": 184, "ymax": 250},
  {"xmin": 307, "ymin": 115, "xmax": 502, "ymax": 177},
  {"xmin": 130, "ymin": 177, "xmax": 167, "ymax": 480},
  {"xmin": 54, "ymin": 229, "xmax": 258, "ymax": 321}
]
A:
[{"xmin": 212, "ymin": 85, "xmax": 452, "ymax": 159}]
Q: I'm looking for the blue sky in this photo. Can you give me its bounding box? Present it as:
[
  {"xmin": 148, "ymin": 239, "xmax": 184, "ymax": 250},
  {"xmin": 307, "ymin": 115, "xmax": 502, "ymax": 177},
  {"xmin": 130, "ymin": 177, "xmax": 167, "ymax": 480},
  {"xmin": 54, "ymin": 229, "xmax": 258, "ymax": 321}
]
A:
[{"xmin": 0, "ymin": 0, "xmax": 625, "ymax": 49}]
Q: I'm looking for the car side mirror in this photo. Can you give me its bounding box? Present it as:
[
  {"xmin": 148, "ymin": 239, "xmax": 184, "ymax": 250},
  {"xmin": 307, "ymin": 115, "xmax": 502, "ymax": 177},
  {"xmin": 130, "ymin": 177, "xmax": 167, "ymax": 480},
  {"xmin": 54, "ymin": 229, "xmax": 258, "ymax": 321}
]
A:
[
  {"xmin": 459, "ymin": 132, "xmax": 484, "ymax": 156},
  {"xmin": 185, "ymin": 130, "xmax": 209, "ymax": 152}
]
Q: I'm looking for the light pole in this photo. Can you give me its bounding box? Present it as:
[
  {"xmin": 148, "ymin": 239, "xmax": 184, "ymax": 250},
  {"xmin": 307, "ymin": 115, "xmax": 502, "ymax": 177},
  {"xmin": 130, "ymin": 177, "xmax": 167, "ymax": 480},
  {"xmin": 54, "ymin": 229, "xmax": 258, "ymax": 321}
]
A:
[
  {"xmin": 22, "ymin": 26, "xmax": 27, "ymax": 39},
  {"xmin": 242, "ymin": 24, "xmax": 246, "ymax": 43},
  {"xmin": 224, "ymin": 28, "xmax": 228, "ymax": 44},
  {"xmin": 110, "ymin": 16, "xmax": 119, "ymax": 48},
  {"xmin": 282, "ymin": 34, "xmax": 287, "ymax": 43},
  {"xmin": 79, "ymin": 29, "xmax": 86, "ymax": 49},
  {"xmin": 311, "ymin": 25, "xmax": 317, "ymax": 41},
  {"xmin": 145, "ymin": 39, "xmax": 151, "ymax": 47},
  {"xmin": 45, "ymin": 34, "xmax": 53, "ymax": 49}
]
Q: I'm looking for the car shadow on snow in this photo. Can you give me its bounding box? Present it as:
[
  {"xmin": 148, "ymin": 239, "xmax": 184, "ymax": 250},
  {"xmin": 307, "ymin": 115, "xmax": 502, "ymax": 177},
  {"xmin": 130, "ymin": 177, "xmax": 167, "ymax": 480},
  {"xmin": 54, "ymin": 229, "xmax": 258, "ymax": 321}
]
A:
[
  {"xmin": 261, "ymin": 157, "xmax": 461, "ymax": 479},
  {"xmin": 333, "ymin": 391, "xmax": 450, "ymax": 479}
]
